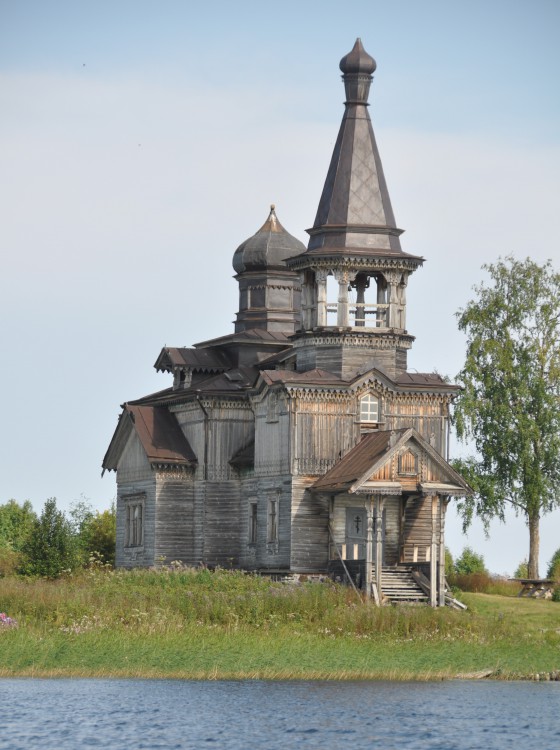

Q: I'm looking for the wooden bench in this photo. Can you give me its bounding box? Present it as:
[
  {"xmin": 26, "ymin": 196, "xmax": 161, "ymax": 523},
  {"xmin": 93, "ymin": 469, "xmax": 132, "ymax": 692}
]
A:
[{"xmin": 510, "ymin": 578, "xmax": 556, "ymax": 599}]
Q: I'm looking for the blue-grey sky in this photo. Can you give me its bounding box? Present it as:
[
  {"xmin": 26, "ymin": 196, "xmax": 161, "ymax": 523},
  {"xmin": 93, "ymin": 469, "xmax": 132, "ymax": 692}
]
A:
[{"xmin": 2, "ymin": 0, "xmax": 559, "ymax": 575}]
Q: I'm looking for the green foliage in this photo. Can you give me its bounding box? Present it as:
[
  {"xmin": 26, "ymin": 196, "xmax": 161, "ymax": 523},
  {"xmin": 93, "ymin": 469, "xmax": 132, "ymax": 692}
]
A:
[
  {"xmin": 19, "ymin": 498, "xmax": 80, "ymax": 578},
  {"xmin": 80, "ymin": 506, "xmax": 116, "ymax": 566},
  {"xmin": 444, "ymin": 547, "xmax": 454, "ymax": 577},
  {"xmin": 0, "ymin": 500, "xmax": 37, "ymax": 551},
  {"xmin": 454, "ymin": 257, "xmax": 560, "ymax": 578},
  {"xmin": 514, "ymin": 559, "xmax": 529, "ymax": 579},
  {"xmin": 454, "ymin": 546, "xmax": 487, "ymax": 576},
  {"xmin": 546, "ymin": 547, "xmax": 560, "ymax": 581}
]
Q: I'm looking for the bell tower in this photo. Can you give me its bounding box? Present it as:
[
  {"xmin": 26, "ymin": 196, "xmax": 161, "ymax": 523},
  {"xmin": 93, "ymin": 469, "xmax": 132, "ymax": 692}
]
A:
[{"xmin": 287, "ymin": 39, "xmax": 423, "ymax": 380}]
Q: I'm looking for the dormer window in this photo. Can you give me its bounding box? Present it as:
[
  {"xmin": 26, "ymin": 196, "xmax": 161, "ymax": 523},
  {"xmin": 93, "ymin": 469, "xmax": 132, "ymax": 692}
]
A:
[{"xmin": 360, "ymin": 393, "xmax": 379, "ymax": 423}]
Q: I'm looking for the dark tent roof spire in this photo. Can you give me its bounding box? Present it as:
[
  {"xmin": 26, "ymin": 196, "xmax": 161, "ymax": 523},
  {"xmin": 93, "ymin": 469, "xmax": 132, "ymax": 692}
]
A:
[{"xmin": 289, "ymin": 39, "xmax": 420, "ymax": 263}]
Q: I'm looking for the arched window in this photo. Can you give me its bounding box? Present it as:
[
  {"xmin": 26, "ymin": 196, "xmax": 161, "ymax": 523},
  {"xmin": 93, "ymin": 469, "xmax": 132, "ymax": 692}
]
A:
[{"xmin": 360, "ymin": 393, "xmax": 379, "ymax": 423}]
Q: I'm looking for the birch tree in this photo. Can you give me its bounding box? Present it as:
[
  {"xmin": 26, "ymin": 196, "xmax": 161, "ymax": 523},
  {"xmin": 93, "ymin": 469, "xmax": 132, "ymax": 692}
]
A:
[{"xmin": 453, "ymin": 257, "xmax": 560, "ymax": 578}]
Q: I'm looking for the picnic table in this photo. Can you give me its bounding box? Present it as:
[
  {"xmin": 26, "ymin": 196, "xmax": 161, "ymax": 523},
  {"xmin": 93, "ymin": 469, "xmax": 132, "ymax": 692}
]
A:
[{"xmin": 510, "ymin": 578, "xmax": 556, "ymax": 599}]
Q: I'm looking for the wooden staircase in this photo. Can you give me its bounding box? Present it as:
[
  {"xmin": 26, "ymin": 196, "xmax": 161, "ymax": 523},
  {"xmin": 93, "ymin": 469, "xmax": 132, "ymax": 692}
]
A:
[{"xmin": 377, "ymin": 565, "xmax": 429, "ymax": 604}]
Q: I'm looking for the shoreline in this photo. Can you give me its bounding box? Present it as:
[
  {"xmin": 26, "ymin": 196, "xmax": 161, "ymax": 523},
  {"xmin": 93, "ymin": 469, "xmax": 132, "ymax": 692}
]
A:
[{"xmin": 1, "ymin": 667, "xmax": 559, "ymax": 682}]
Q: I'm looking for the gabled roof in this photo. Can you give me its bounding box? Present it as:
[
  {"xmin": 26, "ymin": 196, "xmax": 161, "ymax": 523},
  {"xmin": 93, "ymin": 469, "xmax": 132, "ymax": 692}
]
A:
[
  {"xmin": 312, "ymin": 428, "xmax": 471, "ymax": 496},
  {"xmin": 349, "ymin": 367, "xmax": 459, "ymax": 396},
  {"xmin": 154, "ymin": 347, "xmax": 231, "ymax": 374},
  {"xmin": 102, "ymin": 404, "xmax": 197, "ymax": 473}
]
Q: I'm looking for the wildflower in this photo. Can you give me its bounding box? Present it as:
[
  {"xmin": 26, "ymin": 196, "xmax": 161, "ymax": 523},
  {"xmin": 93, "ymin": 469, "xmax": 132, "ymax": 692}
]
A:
[{"xmin": 0, "ymin": 612, "xmax": 17, "ymax": 628}]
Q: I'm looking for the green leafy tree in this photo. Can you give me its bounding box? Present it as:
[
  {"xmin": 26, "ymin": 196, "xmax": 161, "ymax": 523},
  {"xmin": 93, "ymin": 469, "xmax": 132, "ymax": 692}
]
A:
[
  {"xmin": 0, "ymin": 499, "xmax": 37, "ymax": 551},
  {"xmin": 444, "ymin": 547, "xmax": 454, "ymax": 577},
  {"xmin": 81, "ymin": 505, "xmax": 116, "ymax": 566},
  {"xmin": 547, "ymin": 548, "xmax": 560, "ymax": 581},
  {"xmin": 514, "ymin": 559, "xmax": 529, "ymax": 579},
  {"xmin": 454, "ymin": 546, "xmax": 487, "ymax": 576},
  {"xmin": 20, "ymin": 498, "xmax": 80, "ymax": 577},
  {"xmin": 69, "ymin": 497, "xmax": 94, "ymax": 565},
  {"xmin": 454, "ymin": 257, "xmax": 560, "ymax": 578}
]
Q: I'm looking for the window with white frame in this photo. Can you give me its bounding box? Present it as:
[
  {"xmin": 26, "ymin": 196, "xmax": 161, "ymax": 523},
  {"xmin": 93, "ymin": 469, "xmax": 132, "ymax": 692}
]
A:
[
  {"xmin": 125, "ymin": 495, "xmax": 144, "ymax": 547},
  {"xmin": 360, "ymin": 393, "xmax": 379, "ymax": 423},
  {"xmin": 267, "ymin": 496, "xmax": 279, "ymax": 543}
]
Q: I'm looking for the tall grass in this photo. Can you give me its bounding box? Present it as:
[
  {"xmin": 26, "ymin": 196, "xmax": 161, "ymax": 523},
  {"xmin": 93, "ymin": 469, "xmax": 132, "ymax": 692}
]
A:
[
  {"xmin": 1, "ymin": 567, "xmax": 558, "ymax": 679},
  {"xmin": 449, "ymin": 572, "xmax": 521, "ymax": 596}
]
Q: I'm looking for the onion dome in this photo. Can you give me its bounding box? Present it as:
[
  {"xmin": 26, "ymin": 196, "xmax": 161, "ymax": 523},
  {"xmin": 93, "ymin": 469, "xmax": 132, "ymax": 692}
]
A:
[
  {"xmin": 233, "ymin": 205, "xmax": 306, "ymax": 274},
  {"xmin": 339, "ymin": 38, "xmax": 376, "ymax": 105},
  {"xmin": 339, "ymin": 38, "xmax": 376, "ymax": 75}
]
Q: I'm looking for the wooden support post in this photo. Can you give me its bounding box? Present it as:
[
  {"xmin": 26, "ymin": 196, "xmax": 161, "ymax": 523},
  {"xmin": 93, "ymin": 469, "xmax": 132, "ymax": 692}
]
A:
[
  {"xmin": 386, "ymin": 271, "xmax": 400, "ymax": 329},
  {"xmin": 365, "ymin": 496, "xmax": 374, "ymax": 601},
  {"xmin": 438, "ymin": 498, "xmax": 447, "ymax": 607},
  {"xmin": 430, "ymin": 495, "xmax": 438, "ymax": 607},
  {"xmin": 335, "ymin": 270, "xmax": 349, "ymax": 327},
  {"xmin": 316, "ymin": 270, "xmax": 327, "ymax": 327},
  {"xmin": 375, "ymin": 495, "xmax": 384, "ymax": 598}
]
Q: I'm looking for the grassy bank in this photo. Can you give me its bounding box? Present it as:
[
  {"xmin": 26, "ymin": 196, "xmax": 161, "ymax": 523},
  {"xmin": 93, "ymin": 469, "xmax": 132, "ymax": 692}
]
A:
[{"xmin": 1, "ymin": 567, "xmax": 558, "ymax": 680}]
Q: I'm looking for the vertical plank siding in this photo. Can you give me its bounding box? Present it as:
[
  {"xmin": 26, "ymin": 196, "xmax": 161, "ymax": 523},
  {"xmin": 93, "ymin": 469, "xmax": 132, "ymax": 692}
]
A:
[
  {"xmin": 290, "ymin": 477, "xmax": 329, "ymax": 572},
  {"xmin": 401, "ymin": 495, "xmax": 441, "ymax": 563},
  {"xmin": 154, "ymin": 475, "xmax": 195, "ymax": 564}
]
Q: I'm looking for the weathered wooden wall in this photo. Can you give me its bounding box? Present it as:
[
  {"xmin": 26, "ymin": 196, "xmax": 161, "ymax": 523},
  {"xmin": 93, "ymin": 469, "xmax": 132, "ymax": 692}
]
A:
[
  {"xmin": 154, "ymin": 474, "xmax": 195, "ymax": 564},
  {"xmin": 290, "ymin": 478, "xmax": 329, "ymax": 572},
  {"xmin": 401, "ymin": 495, "xmax": 441, "ymax": 563},
  {"xmin": 116, "ymin": 430, "xmax": 156, "ymax": 568}
]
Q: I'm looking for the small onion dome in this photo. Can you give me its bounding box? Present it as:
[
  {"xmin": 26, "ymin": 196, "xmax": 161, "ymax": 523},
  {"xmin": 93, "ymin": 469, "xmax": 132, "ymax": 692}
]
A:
[
  {"xmin": 339, "ymin": 38, "xmax": 376, "ymax": 75},
  {"xmin": 232, "ymin": 205, "xmax": 306, "ymax": 273}
]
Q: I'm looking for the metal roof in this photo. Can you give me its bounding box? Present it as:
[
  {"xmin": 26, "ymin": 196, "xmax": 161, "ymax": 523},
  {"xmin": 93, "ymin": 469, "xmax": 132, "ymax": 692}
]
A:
[
  {"xmin": 287, "ymin": 39, "xmax": 423, "ymax": 266},
  {"xmin": 232, "ymin": 205, "xmax": 306, "ymax": 273}
]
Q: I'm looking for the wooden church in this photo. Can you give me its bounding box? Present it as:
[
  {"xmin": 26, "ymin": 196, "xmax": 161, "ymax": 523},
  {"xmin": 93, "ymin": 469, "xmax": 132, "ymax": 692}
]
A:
[{"xmin": 103, "ymin": 39, "xmax": 471, "ymax": 605}]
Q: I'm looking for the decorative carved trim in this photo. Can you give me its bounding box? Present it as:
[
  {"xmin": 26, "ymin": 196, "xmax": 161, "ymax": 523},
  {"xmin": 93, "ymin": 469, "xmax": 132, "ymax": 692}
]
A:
[
  {"xmin": 292, "ymin": 332, "xmax": 414, "ymax": 349},
  {"xmin": 287, "ymin": 257, "xmax": 422, "ymax": 273},
  {"xmin": 154, "ymin": 467, "xmax": 195, "ymax": 480}
]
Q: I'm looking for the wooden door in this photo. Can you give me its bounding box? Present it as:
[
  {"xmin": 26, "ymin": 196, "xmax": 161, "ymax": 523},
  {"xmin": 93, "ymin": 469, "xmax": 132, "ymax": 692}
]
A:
[{"xmin": 345, "ymin": 507, "xmax": 366, "ymax": 560}]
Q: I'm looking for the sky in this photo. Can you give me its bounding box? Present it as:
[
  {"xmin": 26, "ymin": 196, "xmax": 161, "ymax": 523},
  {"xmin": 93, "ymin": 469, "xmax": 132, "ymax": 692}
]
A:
[{"xmin": 1, "ymin": 0, "xmax": 559, "ymax": 576}]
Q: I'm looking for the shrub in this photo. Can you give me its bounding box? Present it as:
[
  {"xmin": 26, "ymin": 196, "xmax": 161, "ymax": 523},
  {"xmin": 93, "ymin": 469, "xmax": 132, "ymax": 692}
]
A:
[
  {"xmin": 454, "ymin": 546, "xmax": 487, "ymax": 576},
  {"xmin": 0, "ymin": 548, "xmax": 21, "ymax": 577},
  {"xmin": 546, "ymin": 548, "xmax": 560, "ymax": 581},
  {"xmin": 453, "ymin": 572, "xmax": 519, "ymax": 596},
  {"xmin": 81, "ymin": 507, "xmax": 116, "ymax": 566},
  {"xmin": 19, "ymin": 498, "xmax": 80, "ymax": 577},
  {"xmin": 0, "ymin": 499, "xmax": 36, "ymax": 552}
]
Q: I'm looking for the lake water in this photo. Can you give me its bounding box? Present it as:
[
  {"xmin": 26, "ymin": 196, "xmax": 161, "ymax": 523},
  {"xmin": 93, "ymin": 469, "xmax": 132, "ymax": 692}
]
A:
[{"xmin": 1, "ymin": 679, "xmax": 559, "ymax": 749}]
